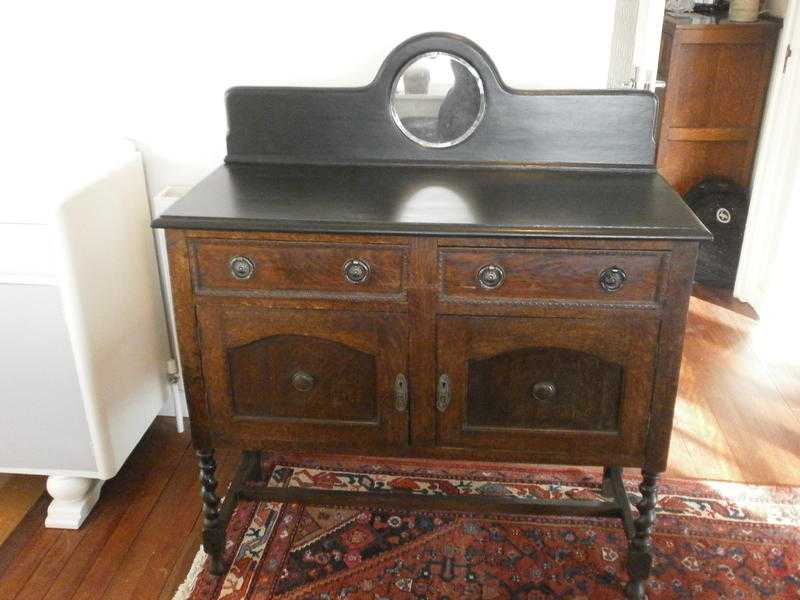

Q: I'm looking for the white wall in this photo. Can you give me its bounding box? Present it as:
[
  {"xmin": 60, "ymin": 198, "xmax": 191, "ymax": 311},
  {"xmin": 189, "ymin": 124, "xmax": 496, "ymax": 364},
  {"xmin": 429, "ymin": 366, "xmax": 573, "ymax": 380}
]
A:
[
  {"xmin": 2, "ymin": 1, "xmax": 619, "ymax": 199},
  {"xmin": 766, "ymin": 0, "xmax": 789, "ymax": 17},
  {"xmin": 736, "ymin": 0, "xmax": 799, "ymax": 324}
]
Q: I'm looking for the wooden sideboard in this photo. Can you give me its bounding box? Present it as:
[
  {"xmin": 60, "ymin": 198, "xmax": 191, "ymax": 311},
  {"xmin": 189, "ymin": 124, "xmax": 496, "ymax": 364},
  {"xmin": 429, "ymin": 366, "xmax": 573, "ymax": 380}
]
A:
[
  {"xmin": 656, "ymin": 14, "xmax": 781, "ymax": 196},
  {"xmin": 155, "ymin": 34, "xmax": 710, "ymax": 599}
]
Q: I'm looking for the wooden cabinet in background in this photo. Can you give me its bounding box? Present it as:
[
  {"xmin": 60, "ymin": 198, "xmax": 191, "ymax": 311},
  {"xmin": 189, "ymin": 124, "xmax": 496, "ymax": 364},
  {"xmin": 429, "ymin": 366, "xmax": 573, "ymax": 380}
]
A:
[{"xmin": 657, "ymin": 14, "xmax": 780, "ymax": 196}]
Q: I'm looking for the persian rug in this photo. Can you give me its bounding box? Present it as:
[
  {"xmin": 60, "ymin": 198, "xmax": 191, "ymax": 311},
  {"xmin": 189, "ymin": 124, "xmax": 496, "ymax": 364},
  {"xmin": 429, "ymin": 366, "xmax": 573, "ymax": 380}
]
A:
[{"xmin": 174, "ymin": 453, "xmax": 800, "ymax": 600}]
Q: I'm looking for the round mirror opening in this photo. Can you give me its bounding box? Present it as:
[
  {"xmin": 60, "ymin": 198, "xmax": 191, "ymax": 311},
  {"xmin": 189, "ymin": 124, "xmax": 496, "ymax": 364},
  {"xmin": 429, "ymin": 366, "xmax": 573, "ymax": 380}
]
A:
[{"xmin": 390, "ymin": 52, "xmax": 485, "ymax": 148}]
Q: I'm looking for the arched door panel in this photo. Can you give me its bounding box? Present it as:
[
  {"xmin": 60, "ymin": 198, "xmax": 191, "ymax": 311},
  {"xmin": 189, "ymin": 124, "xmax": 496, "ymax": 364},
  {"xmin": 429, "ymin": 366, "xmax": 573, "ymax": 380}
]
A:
[
  {"xmin": 196, "ymin": 305, "xmax": 408, "ymax": 451},
  {"xmin": 466, "ymin": 346, "xmax": 622, "ymax": 432},
  {"xmin": 229, "ymin": 335, "xmax": 377, "ymax": 422},
  {"xmin": 436, "ymin": 315, "xmax": 658, "ymax": 462}
]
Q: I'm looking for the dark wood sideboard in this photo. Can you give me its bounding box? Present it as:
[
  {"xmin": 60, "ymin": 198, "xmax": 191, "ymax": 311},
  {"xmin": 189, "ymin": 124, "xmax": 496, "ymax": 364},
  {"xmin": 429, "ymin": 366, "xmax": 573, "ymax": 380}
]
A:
[{"xmin": 155, "ymin": 33, "xmax": 710, "ymax": 599}]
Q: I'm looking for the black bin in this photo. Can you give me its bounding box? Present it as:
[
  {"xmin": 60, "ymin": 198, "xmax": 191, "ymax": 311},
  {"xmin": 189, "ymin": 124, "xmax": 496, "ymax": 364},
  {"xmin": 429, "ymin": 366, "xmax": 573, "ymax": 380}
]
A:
[{"xmin": 684, "ymin": 177, "xmax": 748, "ymax": 289}]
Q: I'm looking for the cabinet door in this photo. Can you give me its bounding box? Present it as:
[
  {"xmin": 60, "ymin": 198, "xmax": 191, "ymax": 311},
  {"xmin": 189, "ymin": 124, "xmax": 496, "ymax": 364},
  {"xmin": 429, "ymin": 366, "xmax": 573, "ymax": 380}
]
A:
[
  {"xmin": 436, "ymin": 316, "xmax": 659, "ymax": 461},
  {"xmin": 197, "ymin": 305, "xmax": 409, "ymax": 450}
]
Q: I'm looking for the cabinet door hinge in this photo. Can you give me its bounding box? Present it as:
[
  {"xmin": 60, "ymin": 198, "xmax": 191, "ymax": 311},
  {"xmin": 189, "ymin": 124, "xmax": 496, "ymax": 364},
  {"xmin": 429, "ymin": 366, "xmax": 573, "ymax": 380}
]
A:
[
  {"xmin": 394, "ymin": 374, "xmax": 408, "ymax": 412},
  {"xmin": 783, "ymin": 44, "xmax": 793, "ymax": 74},
  {"xmin": 436, "ymin": 374, "xmax": 451, "ymax": 413}
]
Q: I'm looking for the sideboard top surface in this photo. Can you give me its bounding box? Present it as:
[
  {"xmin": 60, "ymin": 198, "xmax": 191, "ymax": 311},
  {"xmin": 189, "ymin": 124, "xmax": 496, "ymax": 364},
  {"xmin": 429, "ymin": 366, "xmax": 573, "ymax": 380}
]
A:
[{"xmin": 154, "ymin": 163, "xmax": 710, "ymax": 240}]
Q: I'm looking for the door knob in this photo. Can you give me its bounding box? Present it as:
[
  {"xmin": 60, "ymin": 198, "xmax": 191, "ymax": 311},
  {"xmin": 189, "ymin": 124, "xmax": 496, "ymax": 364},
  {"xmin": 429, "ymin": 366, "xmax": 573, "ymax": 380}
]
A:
[
  {"xmin": 343, "ymin": 258, "xmax": 371, "ymax": 284},
  {"xmin": 477, "ymin": 264, "xmax": 505, "ymax": 289},
  {"xmin": 599, "ymin": 266, "xmax": 626, "ymax": 292},
  {"xmin": 291, "ymin": 371, "xmax": 315, "ymax": 392},
  {"xmin": 229, "ymin": 256, "xmax": 255, "ymax": 280},
  {"xmin": 532, "ymin": 381, "xmax": 557, "ymax": 401}
]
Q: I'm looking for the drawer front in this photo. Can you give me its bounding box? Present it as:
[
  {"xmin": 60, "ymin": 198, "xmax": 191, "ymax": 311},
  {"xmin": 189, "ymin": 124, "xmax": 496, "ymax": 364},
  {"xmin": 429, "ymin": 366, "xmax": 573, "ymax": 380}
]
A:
[
  {"xmin": 190, "ymin": 239, "xmax": 407, "ymax": 297},
  {"xmin": 436, "ymin": 315, "xmax": 659, "ymax": 460},
  {"xmin": 196, "ymin": 305, "xmax": 409, "ymax": 449},
  {"xmin": 439, "ymin": 248, "xmax": 664, "ymax": 304}
]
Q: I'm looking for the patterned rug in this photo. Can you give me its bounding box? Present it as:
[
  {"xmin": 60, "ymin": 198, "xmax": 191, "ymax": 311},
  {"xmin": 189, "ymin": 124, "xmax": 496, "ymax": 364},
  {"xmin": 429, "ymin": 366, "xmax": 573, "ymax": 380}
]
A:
[{"xmin": 174, "ymin": 453, "xmax": 800, "ymax": 600}]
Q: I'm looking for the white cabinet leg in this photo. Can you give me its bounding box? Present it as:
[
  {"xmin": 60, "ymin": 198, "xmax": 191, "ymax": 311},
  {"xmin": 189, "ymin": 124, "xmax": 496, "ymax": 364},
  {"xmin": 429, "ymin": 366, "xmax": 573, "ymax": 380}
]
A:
[{"xmin": 45, "ymin": 476, "xmax": 103, "ymax": 529}]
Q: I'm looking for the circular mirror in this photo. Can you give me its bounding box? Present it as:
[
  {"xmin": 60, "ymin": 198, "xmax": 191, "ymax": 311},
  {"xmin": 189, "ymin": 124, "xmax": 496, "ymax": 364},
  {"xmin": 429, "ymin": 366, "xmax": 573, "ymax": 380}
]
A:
[{"xmin": 390, "ymin": 52, "xmax": 485, "ymax": 148}]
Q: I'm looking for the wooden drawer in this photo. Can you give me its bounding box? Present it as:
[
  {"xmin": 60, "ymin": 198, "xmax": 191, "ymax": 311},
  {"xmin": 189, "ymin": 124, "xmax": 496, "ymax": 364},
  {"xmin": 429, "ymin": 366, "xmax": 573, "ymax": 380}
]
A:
[
  {"xmin": 190, "ymin": 238, "xmax": 407, "ymax": 297},
  {"xmin": 438, "ymin": 247, "xmax": 665, "ymax": 305}
]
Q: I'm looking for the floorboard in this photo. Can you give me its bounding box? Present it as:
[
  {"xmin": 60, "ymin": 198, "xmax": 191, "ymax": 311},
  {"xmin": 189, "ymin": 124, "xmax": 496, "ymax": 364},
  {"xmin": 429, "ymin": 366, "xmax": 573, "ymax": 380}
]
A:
[
  {"xmin": 0, "ymin": 496, "xmax": 50, "ymax": 585},
  {"xmin": 666, "ymin": 287, "xmax": 800, "ymax": 485},
  {"xmin": 67, "ymin": 419, "xmax": 191, "ymax": 600},
  {"xmin": 0, "ymin": 475, "xmax": 46, "ymax": 546},
  {"xmin": 0, "ymin": 285, "xmax": 797, "ymax": 600}
]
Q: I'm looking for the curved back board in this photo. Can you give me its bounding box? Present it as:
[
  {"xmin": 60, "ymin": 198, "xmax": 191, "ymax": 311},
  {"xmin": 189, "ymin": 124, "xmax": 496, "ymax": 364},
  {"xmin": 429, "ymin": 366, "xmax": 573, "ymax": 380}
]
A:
[{"xmin": 225, "ymin": 33, "xmax": 658, "ymax": 170}]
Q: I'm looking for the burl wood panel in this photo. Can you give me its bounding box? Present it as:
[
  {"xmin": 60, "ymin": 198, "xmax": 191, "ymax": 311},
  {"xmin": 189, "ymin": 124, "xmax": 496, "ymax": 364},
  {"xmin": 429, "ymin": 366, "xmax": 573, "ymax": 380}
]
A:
[
  {"xmin": 189, "ymin": 238, "xmax": 407, "ymax": 298},
  {"xmin": 439, "ymin": 248, "xmax": 665, "ymax": 304},
  {"xmin": 229, "ymin": 334, "xmax": 377, "ymax": 422},
  {"xmin": 436, "ymin": 315, "xmax": 659, "ymax": 460},
  {"xmin": 196, "ymin": 304, "xmax": 409, "ymax": 449},
  {"xmin": 656, "ymin": 17, "xmax": 780, "ymax": 195},
  {"xmin": 466, "ymin": 347, "xmax": 622, "ymax": 432},
  {"xmin": 668, "ymin": 44, "xmax": 765, "ymax": 129}
]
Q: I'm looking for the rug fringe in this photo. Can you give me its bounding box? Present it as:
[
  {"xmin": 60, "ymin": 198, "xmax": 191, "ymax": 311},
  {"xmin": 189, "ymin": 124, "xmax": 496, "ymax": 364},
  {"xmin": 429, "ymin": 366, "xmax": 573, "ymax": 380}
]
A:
[{"xmin": 171, "ymin": 546, "xmax": 206, "ymax": 600}]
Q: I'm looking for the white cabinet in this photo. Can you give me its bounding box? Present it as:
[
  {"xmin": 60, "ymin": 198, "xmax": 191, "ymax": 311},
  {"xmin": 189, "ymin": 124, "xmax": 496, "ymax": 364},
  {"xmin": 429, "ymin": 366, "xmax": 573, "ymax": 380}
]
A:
[{"xmin": 0, "ymin": 140, "xmax": 171, "ymax": 528}]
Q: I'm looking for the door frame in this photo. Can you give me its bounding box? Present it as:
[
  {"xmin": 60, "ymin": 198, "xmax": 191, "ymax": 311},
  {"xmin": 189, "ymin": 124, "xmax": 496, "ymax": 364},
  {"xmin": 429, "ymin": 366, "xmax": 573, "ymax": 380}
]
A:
[
  {"xmin": 735, "ymin": 0, "xmax": 800, "ymax": 312},
  {"xmin": 608, "ymin": 0, "xmax": 668, "ymax": 89}
]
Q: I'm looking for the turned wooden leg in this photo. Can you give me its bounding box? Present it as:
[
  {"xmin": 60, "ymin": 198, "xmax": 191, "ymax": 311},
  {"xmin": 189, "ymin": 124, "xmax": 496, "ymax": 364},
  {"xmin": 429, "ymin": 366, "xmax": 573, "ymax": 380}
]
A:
[
  {"xmin": 246, "ymin": 450, "xmax": 263, "ymax": 483},
  {"xmin": 198, "ymin": 449, "xmax": 226, "ymax": 576},
  {"xmin": 601, "ymin": 466, "xmax": 615, "ymax": 497},
  {"xmin": 625, "ymin": 469, "xmax": 659, "ymax": 600}
]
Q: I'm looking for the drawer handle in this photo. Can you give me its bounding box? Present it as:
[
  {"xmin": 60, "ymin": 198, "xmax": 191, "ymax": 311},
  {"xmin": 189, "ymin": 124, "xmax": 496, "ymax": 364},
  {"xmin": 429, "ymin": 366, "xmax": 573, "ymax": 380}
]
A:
[
  {"xmin": 599, "ymin": 266, "xmax": 627, "ymax": 292},
  {"xmin": 291, "ymin": 371, "xmax": 315, "ymax": 392},
  {"xmin": 343, "ymin": 258, "xmax": 371, "ymax": 284},
  {"xmin": 229, "ymin": 256, "xmax": 255, "ymax": 280},
  {"xmin": 436, "ymin": 374, "xmax": 451, "ymax": 413},
  {"xmin": 532, "ymin": 381, "xmax": 557, "ymax": 401},
  {"xmin": 476, "ymin": 264, "xmax": 505, "ymax": 289},
  {"xmin": 394, "ymin": 374, "xmax": 408, "ymax": 412}
]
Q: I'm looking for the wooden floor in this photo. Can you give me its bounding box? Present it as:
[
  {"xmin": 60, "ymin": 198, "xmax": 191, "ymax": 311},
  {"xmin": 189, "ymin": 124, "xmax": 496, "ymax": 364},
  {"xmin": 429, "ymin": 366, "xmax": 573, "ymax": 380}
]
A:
[
  {"xmin": 0, "ymin": 475, "xmax": 46, "ymax": 547},
  {"xmin": 668, "ymin": 287, "xmax": 800, "ymax": 485},
  {"xmin": 0, "ymin": 286, "xmax": 798, "ymax": 600}
]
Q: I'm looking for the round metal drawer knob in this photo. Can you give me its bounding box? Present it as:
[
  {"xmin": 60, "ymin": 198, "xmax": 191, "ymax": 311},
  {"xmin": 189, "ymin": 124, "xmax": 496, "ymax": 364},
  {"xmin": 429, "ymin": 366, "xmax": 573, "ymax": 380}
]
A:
[
  {"xmin": 532, "ymin": 381, "xmax": 557, "ymax": 402},
  {"xmin": 229, "ymin": 256, "xmax": 255, "ymax": 280},
  {"xmin": 291, "ymin": 371, "xmax": 315, "ymax": 392},
  {"xmin": 477, "ymin": 264, "xmax": 505, "ymax": 289},
  {"xmin": 599, "ymin": 266, "xmax": 627, "ymax": 292},
  {"xmin": 343, "ymin": 258, "xmax": 370, "ymax": 284}
]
